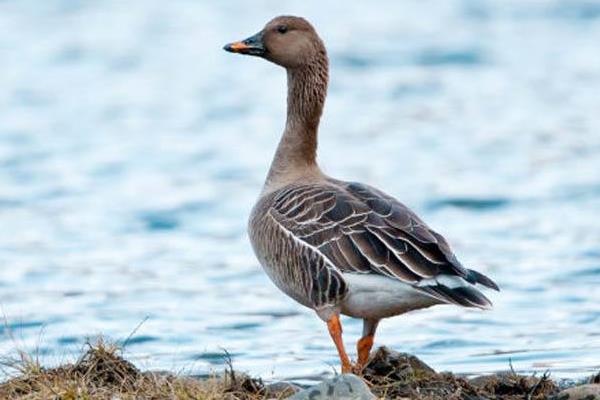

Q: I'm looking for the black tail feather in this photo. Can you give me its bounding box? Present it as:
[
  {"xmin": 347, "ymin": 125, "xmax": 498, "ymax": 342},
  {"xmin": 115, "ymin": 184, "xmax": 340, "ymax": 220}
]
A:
[
  {"xmin": 419, "ymin": 284, "xmax": 493, "ymax": 309},
  {"xmin": 466, "ymin": 269, "xmax": 500, "ymax": 291}
]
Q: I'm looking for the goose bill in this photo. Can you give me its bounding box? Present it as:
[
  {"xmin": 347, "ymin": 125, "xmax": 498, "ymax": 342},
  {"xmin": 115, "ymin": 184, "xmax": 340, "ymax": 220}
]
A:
[{"xmin": 223, "ymin": 32, "xmax": 265, "ymax": 56}]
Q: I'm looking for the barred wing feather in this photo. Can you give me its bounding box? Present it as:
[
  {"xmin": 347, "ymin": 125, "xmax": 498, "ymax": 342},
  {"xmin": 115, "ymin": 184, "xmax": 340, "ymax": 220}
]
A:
[{"xmin": 269, "ymin": 181, "xmax": 499, "ymax": 309}]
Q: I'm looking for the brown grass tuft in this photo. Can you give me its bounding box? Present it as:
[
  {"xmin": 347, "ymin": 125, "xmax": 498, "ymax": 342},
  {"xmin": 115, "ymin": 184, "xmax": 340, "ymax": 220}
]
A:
[{"xmin": 0, "ymin": 339, "xmax": 277, "ymax": 400}]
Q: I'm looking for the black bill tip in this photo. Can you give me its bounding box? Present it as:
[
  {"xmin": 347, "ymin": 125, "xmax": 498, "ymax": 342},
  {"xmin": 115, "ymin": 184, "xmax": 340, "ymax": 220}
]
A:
[{"xmin": 223, "ymin": 31, "xmax": 265, "ymax": 56}]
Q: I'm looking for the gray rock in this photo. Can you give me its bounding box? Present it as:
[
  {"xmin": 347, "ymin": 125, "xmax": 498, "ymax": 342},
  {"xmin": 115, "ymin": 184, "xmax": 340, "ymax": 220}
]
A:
[
  {"xmin": 552, "ymin": 384, "xmax": 600, "ymax": 400},
  {"xmin": 288, "ymin": 374, "xmax": 375, "ymax": 400}
]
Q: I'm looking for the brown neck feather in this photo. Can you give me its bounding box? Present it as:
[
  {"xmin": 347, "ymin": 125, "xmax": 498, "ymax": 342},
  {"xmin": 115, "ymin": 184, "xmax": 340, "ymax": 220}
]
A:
[{"xmin": 265, "ymin": 48, "xmax": 328, "ymax": 186}]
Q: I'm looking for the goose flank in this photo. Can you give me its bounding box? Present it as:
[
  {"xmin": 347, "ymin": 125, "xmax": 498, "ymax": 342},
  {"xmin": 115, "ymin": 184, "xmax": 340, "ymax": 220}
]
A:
[{"xmin": 224, "ymin": 15, "xmax": 499, "ymax": 374}]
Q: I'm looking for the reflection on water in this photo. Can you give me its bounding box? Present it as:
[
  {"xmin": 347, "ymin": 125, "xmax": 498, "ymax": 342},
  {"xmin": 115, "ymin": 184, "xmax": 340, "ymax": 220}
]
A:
[{"xmin": 1, "ymin": 0, "xmax": 599, "ymax": 382}]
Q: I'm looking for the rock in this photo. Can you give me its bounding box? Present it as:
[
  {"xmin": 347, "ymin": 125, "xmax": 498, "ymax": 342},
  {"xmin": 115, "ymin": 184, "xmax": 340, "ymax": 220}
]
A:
[
  {"xmin": 592, "ymin": 372, "xmax": 600, "ymax": 384},
  {"xmin": 552, "ymin": 384, "xmax": 600, "ymax": 400},
  {"xmin": 288, "ymin": 374, "xmax": 375, "ymax": 400}
]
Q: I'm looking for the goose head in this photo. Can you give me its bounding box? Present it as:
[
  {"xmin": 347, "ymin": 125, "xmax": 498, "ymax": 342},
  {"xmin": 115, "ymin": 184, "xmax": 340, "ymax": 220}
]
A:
[{"xmin": 224, "ymin": 16, "xmax": 325, "ymax": 68}]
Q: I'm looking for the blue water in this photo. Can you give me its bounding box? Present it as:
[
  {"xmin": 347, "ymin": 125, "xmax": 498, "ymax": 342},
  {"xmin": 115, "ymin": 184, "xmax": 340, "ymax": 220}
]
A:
[{"xmin": 1, "ymin": 0, "xmax": 599, "ymax": 383}]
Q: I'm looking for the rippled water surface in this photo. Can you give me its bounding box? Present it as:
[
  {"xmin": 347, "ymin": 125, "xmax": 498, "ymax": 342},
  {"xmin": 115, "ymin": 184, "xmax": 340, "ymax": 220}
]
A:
[{"xmin": 1, "ymin": 0, "xmax": 600, "ymax": 383}]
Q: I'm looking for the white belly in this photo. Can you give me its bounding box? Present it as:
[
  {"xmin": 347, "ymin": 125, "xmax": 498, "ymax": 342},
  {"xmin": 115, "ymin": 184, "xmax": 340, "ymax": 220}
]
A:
[{"xmin": 340, "ymin": 273, "xmax": 441, "ymax": 319}]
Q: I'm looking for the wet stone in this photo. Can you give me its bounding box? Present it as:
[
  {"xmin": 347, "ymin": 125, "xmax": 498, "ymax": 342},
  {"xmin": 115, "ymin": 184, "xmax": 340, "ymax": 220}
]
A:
[{"xmin": 288, "ymin": 374, "xmax": 375, "ymax": 400}]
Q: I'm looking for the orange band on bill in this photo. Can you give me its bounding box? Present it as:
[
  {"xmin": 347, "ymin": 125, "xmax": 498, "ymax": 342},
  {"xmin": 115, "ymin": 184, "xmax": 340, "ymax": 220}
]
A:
[{"xmin": 228, "ymin": 42, "xmax": 249, "ymax": 51}]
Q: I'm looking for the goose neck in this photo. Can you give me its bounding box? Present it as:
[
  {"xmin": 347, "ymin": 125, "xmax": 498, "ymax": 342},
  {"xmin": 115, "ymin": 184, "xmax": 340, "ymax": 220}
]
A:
[{"xmin": 265, "ymin": 56, "xmax": 329, "ymax": 187}]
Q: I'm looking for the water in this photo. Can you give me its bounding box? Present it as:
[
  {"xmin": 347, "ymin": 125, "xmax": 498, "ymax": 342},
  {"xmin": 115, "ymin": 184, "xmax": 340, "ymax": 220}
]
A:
[{"xmin": 1, "ymin": 0, "xmax": 599, "ymax": 383}]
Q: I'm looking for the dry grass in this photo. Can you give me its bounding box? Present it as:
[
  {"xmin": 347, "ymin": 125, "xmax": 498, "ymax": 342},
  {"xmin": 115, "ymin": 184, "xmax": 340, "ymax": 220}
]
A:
[{"xmin": 0, "ymin": 339, "xmax": 274, "ymax": 400}]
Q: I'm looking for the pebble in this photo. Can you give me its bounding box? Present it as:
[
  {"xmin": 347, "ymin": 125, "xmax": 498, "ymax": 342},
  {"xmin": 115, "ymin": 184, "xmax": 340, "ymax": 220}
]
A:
[{"xmin": 288, "ymin": 374, "xmax": 375, "ymax": 400}]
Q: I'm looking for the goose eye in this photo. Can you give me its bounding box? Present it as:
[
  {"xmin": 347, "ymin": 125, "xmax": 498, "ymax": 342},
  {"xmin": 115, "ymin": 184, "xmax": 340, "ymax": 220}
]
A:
[{"xmin": 277, "ymin": 25, "xmax": 288, "ymax": 34}]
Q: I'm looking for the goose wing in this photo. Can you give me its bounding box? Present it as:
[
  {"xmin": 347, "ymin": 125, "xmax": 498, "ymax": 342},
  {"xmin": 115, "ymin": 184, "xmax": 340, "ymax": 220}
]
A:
[{"xmin": 268, "ymin": 181, "xmax": 498, "ymax": 308}]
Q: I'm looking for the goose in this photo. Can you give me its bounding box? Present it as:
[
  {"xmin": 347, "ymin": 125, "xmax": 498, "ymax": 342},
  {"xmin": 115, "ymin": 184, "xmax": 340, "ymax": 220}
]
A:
[{"xmin": 224, "ymin": 16, "xmax": 499, "ymax": 374}]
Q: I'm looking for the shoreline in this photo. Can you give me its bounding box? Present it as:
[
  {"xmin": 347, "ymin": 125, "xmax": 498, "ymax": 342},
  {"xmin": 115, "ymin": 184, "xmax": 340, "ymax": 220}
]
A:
[{"xmin": 0, "ymin": 341, "xmax": 598, "ymax": 399}]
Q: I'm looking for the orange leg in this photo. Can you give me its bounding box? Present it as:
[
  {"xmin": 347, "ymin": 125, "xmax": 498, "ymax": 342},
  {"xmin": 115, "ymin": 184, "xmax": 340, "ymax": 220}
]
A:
[
  {"xmin": 327, "ymin": 314, "xmax": 352, "ymax": 373},
  {"xmin": 356, "ymin": 319, "xmax": 379, "ymax": 371},
  {"xmin": 357, "ymin": 334, "xmax": 374, "ymax": 368}
]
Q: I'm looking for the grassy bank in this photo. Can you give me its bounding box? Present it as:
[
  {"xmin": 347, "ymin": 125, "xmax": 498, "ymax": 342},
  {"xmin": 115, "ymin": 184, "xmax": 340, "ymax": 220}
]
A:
[
  {"xmin": 0, "ymin": 340, "xmax": 268, "ymax": 400},
  {"xmin": 0, "ymin": 340, "xmax": 597, "ymax": 399}
]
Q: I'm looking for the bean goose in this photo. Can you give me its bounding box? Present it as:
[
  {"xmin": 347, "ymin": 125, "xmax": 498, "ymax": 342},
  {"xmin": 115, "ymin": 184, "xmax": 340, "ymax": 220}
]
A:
[{"xmin": 224, "ymin": 16, "xmax": 499, "ymax": 374}]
